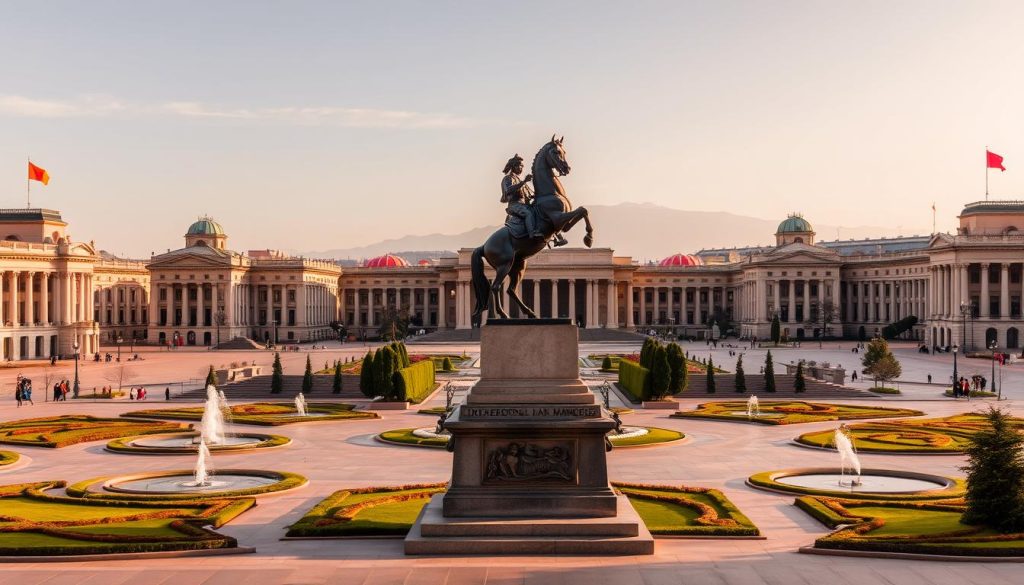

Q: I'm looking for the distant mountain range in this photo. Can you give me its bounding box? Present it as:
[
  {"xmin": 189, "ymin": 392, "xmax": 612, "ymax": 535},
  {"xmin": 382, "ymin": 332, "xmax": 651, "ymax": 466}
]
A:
[{"xmin": 304, "ymin": 203, "xmax": 924, "ymax": 263}]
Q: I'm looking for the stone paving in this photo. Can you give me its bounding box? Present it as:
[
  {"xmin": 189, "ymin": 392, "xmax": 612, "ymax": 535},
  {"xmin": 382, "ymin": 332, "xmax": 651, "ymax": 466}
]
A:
[{"xmin": 0, "ymin": 339, "xmax": 1021, "ymax": 583}]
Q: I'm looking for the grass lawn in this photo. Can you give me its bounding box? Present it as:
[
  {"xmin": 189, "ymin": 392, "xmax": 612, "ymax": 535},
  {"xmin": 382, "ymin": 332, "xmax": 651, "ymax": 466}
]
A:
[
  {"xmin": 0, "ymin": 416, "xmax": 189, "ymax": 448},
  {"xmin": 377, "ymin": 427, "xmax": 684, "ymax": 449},
  {"xmin": 123, "ymin": 402, "xmax": 379, "ymax": 426},
  {"xmin": 0, "ymin": 481, "xmax": 253, "ymax": 555},
  {"xmin": 0, "ymin": 450, "xmax": 18, "ymax": 466},
  {"xmin": 671, "ymin": 401, "xmax": 923, "ymax": 425},
  {"xmin": 795, "ymin": 413, "xmax": 1024, "ymax": 454},
  {"xmin": 796, "ymin": 495, "xmax": 1024, "ymax": 556},
  {"xmin": 287, "ymin": 482, "xmax": 758, "ymax": 538}
]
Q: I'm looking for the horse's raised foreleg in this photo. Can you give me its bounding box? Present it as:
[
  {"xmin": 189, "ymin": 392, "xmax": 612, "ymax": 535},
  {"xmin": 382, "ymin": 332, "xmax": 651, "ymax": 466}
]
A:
[
  {"xmin": 505, "ymin": 258, "xmax": 536, "ymax": 319},
  {"xmin": 548, "ymin": 207, "xmax": 593, "ymax": 248}
]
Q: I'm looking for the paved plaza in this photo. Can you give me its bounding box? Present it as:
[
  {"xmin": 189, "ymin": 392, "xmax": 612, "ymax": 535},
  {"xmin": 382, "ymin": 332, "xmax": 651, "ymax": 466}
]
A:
[{"xmin": 1, "ymin": 340, "xmax": 1021, "ymax": 583}]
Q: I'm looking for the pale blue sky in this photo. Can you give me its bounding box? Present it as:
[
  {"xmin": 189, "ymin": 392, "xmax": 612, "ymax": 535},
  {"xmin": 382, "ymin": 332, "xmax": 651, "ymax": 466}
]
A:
[{"xmin": 2, "ymin": 1, "xmax": 1023, "ymax": 257}]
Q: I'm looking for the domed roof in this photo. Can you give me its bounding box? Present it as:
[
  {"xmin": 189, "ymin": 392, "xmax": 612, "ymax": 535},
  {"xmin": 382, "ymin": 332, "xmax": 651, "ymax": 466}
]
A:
[
  {"xmin": 186, "ymin": 217, "xmax": 225, "ymax": 236},
  {"xmin": 659, "ymin": 253, "xmax": 703, "ymax": 267},
  {"xmin": 417, "ymin": 259, "xmax": 433, "ymax": 266},
  {"xmin": 777, "ymin": 214, "xmax": 813, "ymax": 234},
  {"xmin": 363, "ymin": 254, "xmax": 411, "ymax": 268}
]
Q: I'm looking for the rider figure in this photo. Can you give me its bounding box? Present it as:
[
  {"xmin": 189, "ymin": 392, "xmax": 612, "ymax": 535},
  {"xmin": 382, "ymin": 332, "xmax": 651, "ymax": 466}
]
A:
[{"xmin": 501, "ymin": 154, "xmax": 568, "ymax": 246}]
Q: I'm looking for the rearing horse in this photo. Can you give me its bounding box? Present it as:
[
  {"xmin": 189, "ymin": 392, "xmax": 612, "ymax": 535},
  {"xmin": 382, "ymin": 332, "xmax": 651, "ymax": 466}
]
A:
[{"xmin": 470, "ymin": 136, "xmax": 594, "ymax": 327}]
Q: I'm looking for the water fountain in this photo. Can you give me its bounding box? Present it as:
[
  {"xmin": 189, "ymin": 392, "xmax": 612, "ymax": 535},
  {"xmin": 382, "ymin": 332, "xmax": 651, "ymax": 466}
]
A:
[
  {"xmin": 199, "ymin": 384, "xmax": 227, "ymax": 445},
  {"xmin": 746, "ymin": 395, "xmax": 760, "ymax": 418},
  {"xmin": 294, "ymin": 393, "xmax": 308, "ymax": 417},
  {"xmin": 187, "ymin": 441, "xmax": 213, "ymax": 487},
  {"xmin": 834, "ymin": 425, "xmax": 862, "ymax": 486}
]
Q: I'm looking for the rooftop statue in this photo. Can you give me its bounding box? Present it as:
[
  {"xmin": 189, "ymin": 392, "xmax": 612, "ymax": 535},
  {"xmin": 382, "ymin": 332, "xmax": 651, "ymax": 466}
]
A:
[{"xmin": 471, "ymin": 135, "xmax": 594, "ymax": 327}]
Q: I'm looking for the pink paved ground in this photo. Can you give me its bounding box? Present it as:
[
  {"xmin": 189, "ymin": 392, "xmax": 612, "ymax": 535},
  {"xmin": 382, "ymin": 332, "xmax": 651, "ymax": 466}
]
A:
[{"xmin": 0, "ymin": 340, "xmax": 1021, "ymax": 583}]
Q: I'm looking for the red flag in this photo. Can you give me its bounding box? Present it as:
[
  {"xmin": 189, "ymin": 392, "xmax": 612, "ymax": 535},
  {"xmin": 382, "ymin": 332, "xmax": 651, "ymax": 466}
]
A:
[
  {"xmin": 987, "ymin": 150, "xmax": 1006, "ymax": 171},
  {"xmin": 28, "ymin": 161, "xmax": 50, "ymax": 185}
]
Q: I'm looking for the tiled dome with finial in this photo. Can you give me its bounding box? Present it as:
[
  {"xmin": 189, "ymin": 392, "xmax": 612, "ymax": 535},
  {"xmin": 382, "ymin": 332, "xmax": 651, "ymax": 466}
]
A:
[
  {"xmin": 186, "ymin": 216, "xmax": 224, "ymax": 236},
  {"xmin": 363, "ymin": 254, "xmax": 411, "ymax": 268},
  {"xmin": 776, "ymin": 214, "xmax": 813, "ymax": 234}
]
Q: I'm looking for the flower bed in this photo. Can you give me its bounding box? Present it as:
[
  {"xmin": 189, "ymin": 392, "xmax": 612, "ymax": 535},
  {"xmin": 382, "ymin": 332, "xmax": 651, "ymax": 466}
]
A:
[
  {"xmin": 795, "ymin": 413, "xmax": 1024, "ymax": 454},
  {"xmin": 65, "ymin": 470, "xmax": 308, "ymax": 501},
  {"xmin": 122, "ymin": 402, "xmax": 378, "ymax": 426},
  {"xmin": 747, "ymin": 469, "xmax": 964, "ymax": 500},
  {"xmin": 796, "ymin": 495, "xmax": 1024, "ymax": 557},
  {"xmin": 671, "ymin": 401, "xmax": 923, "ymax": 425},
  {"xmin": 0, "ymin": 416, "xmax": 190, "ymax": 448},
  {"xmin": 0, "ymin": 480, "xmax": 254, "ymax": 556},
  {"xmin": 377, "ymin": 427, "xmax": 684, "ymax": 449},
  {"xmin": 286, "ymin": 481, "xmax": 758, "ymax": 538},
  {"xmin": 0, "ymin": 450, "xmax": 18, "ymax": 467}
]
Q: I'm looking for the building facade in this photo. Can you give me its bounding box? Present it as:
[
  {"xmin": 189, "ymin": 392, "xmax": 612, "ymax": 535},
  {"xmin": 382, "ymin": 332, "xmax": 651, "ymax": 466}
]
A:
[{"xmin": 4, "ymin": 201, "xmax": 1024, "ymax": 361}]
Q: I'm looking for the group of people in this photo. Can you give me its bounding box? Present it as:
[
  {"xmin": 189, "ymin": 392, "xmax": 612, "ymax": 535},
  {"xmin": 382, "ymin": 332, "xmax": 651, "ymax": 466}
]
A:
[
  {"xmin": 51, "ymin": 379, "xmax": 74, "ymax": 401},
  {"xmin": 128, "ymin": 387, "xmax": 148, "ymax": 400},
  {"xmin": 951, "ymin": 374, "xmax": 988, "ymax": 398},
  {"xmin": 14, "ymin": 376, "xmax": 34, "ymax": 406}
]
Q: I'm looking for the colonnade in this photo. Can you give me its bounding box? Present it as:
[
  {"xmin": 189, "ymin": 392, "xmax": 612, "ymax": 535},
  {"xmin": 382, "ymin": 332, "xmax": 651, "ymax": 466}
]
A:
[
  {"xmin": 451, "ymin": 278, "xmax": 618, "ymax": 329},
  {"xmin": 929, "ymin": 263, "xmax": 1024, "ymax": 319},
  {"xmin": 347, "ymin": 286, "xmax": 445, "ymax": 329},
  {"xmin": 630, "ymin": 284, "xmax": 734, "ymax": 327},
  {"xmin": 0, "ymin": 270, "xmax": 97, "ymax": 359},
  {"xmin": 844, "ymin": 278, "xmax": 927, "ymax": 324}
]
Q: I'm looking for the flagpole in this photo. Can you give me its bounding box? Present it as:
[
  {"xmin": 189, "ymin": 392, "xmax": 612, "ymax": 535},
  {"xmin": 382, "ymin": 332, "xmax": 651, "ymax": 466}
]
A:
[
  {"xmin": 26, "ymin": 156, "xmax": 31, "ymax": 209},
  {"xmin": 985, "ymin": 146, "xmax": 989, "ymax": 200}
]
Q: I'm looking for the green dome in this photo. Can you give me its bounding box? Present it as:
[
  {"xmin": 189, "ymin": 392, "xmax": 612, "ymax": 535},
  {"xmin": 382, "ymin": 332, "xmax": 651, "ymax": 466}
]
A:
[
  {"xmin": 186, "ymin": 217, "xmax": 224, "ymax": 236},
  {"xmin": 777, "ymin": 215, "xmax": 813, "ymax": 234}
]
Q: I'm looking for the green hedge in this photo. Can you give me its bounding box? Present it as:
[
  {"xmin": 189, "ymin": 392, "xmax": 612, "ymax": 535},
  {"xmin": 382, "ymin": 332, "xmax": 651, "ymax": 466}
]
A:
[
  {"xmin": 0, "ymin": 450, "xmax": 18, "ymax": 466},
  {"xmin": 618, "ymin": 360, "xmax": 649, "ymax": 403},
  {"xmin": 393, "ymin": 360, "xmax": 436, "ymax": 404}
]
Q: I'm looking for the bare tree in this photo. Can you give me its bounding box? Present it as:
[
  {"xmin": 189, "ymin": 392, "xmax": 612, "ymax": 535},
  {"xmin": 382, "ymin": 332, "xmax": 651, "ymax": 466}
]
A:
[
  {"xmin": 104, "ymin": 364, "xmax": 138, "ymax": 394},
  {"xmin": 807, "ymin": 300, "xmax": 838, "ymax": 349}
]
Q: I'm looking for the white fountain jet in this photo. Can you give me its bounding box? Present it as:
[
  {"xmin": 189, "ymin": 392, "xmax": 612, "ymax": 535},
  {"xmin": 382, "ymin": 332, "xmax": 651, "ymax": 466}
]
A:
[
  {"xmin": 200, "ymin": 384, "xmax": 226, "ymax": 445},
  {"xmin": 192, "ymin": 441, "xmax": 212, "ymax": 487},
  {"xmin": 295, "ymin": 393, "xmax": 308, "ymax": 417},
  {"xmin": 746, "ymin": 395, "xmax": 760, "ymax": 418},
  {"xmin": 834, "ymin": 426, "xmax": 863, "ymax": 487}
]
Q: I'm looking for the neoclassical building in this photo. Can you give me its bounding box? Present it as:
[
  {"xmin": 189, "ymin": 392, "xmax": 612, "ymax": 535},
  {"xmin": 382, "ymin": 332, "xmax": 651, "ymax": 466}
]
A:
[
  {"xmin": 5, "ymin": 201, "xmax": 1024, "ymax": 361},
  {"xmin": 0, "ymin": 208, "xmax": 99, "ymax": 360}
]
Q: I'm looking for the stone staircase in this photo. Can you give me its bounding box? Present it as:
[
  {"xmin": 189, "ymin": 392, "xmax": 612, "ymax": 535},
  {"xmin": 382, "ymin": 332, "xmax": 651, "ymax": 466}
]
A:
[
  {"xmin": 181, "ymin": 374, "xmax": 363, "ymax": 400},
  {"xmin": 678, "ymin": 373, "xmax": 869, "ymax": 399},
  {"xmin": 415, "ymin": 327, "xmax": 645, "ymax": 343},
  {"xmin": 213, "ymin": 337, "xmax": 265, "ymax": 350}
]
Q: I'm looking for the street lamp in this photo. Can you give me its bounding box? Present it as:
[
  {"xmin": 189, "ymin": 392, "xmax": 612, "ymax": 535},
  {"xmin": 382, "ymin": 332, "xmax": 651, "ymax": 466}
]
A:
[
  {"xmin": 116, "ymin": 335, "xmax": 124, "ymax": 362},
  {"xmin": 951, "ymin": 343, "xmax": 960, "ymax": 397},
  {"xmin": 988, "ymin": 339, "xmax": 999, "ymax": 398},
  {"xmin": 72, "ymin": 339, "xmax": 80, "ymax": 398}
]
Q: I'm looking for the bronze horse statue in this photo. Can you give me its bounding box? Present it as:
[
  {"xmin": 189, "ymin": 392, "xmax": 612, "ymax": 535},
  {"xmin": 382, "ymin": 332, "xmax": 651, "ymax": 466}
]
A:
[{"xmin": 470, "ymin": 136, "xmax": 594, "ymax": 327}]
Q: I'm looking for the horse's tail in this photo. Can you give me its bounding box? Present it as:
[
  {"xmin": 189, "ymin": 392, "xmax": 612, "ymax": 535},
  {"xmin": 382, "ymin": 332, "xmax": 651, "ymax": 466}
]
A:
[{"xmin": 470, "ymin": 246, "xmax": 489, "ymax": 328}]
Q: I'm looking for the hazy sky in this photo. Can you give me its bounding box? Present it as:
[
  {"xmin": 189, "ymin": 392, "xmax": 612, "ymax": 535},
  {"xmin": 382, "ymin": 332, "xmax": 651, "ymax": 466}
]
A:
[{"xmin": 2, "ymin": 1, "xmax": 1023, "ymax": 258}]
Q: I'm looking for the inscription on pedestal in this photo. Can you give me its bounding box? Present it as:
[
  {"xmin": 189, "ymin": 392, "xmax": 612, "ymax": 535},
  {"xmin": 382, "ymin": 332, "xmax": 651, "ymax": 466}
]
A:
[
  {"xmin": 484, "ymin": 440, "xmax": 578, "ymax": 484},
  {"xmin": 463, "ymin": 405, "xmax": 600, "ymax": 419}
]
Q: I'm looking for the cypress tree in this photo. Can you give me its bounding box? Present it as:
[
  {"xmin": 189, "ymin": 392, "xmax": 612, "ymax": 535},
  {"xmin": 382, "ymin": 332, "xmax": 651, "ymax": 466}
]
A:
[
  {"xmin": 301, "ymin": 355, "xmax": 314, "ymax": 394},
  {"xmin": 706, "ymin": 357, "xmax": 716, "ymax": 393},
  {"xmin": 389, "ymin": 348, "xmax": 403, "ymax": 400},
  {"xmin": 442, "ymin": 356, "xmax": 454, "ymax": 372},
  {"xmin": 375, "ymin": 346, "xmax": 396, "ymax": 399},
  {"xmin": 270, "ymin": 352, "xmax": 284, "ymax": 394},
  {"xmin": 601, "ymin": 356, "xmax": 613, "ymax": 371},
  {"xmin": 961, "ymin": 407, "xmax": 1024, "ymax": 533},
  {"xmin": 333, "ymin": 360, "xmax": 343, "ymax": 394},
  {"xmin": 770, "ymin": 314, "xmax": 781, "ymax": 345},
  {"xmin": 649, "ymin": 345, "xmax": 671, "ymax": 400},
  {"xmin": 734, "ymin": 355, "xmax": 746, "ymax": 392},
  {"xmin": 666, "ymin": 343, "xmax": 685, "ymax": 394},
  {"xmin": 359, "ymin": 350, "xmax": 375, "ymax": 398},
  {"xmin": 764, "ymin": 350, "xmax": 776, "ymax": 393},
  {"xmin": 205, "ymin": 365, "xmax": 217, "ymax": 389},
  {"xmin": 794, "ymin": 360, "xmax": 806, "ymax": 393}
]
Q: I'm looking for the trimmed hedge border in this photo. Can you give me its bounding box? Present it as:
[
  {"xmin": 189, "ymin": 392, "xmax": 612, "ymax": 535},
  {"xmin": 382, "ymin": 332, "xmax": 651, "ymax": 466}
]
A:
[
  {"xmin": 794, "ymin": 413, "xmax": 1024, "ymax": 454},
  {"xmin": 122, "ymin": 402, "xmax": 378, "ymax": 426},
  {"xmin": 618, "ymin": 360, "xmax": 649, "ymax": 403},
  {"xmin": 612, "ymin": 482, "xmax": 760, "ymax": 537},
  {"xmin": 0, "ymin": 480, "xmax": 255, "ymax": 556},
  {"xmin": 105, "ymin": 432, "xmax": 291, "ymax": 455},
  {"xmin": 795, "ymin": 494, "xmax": 1024, "ymax": 558},
  {"xmin": 66, "ymin": 470, "xmax": 308, "ymax": 500},
  {"xmin": 671, "ymin": 400, "xmax": 924, "ymax": 426},
  {"xmin": 0, "ymin": 415, "xmax": 191, "ymax": 448},
  {"xmin": 746, "ymin": 468, "xmax": 965, "ymax": 501},
  {"xmin": 376, "ymin": 427, "xmax": 684, "ymax": 449},
  {"xmin": 394, "ymin": 360, "xmax": 436, "ymax": 404},
  {"xmin": 286, "ymin": 483, "xmax": 449, "ymax": 537},
  {"xmin": 0, "ymin": 450, "xmax": 18, "ymax": 467}
]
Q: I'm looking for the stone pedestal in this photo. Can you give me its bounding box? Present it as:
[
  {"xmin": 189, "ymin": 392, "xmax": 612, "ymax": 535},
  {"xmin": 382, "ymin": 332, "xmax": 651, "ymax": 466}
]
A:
[{"xmin": 405, "ymin": 319, "xmax": 654, "ymax": 555}]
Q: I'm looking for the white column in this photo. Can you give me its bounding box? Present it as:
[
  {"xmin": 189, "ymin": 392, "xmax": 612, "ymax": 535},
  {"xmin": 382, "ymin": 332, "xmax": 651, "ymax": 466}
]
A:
[
  {"xmin": 568, "ymin": 280, "xmax": 577, "ymax": 324},
  {"xmin": 11, "ymin": 272, "xmax": 20, "ymax": 327},
  {"xmin": 801, "ymin": 279, "xmax": 810, "ymax": 323},
  {"xmin": 40, "ymin": 273, "xmax": 49, "ymax": 325},
  {"xmin": 625, "ymin": 283, "xmax": 634, "ymax": 327},
  {"xmin": 980, "ymin": 263, "xmax": 990, "ymax": 318},
  {"xmin": 606, "ymin": 281, "xmax": 616, "ymax": 328},
  {"xmin": 652, "ymin": 286, "xmax": 660, "ymax": 324},
  {"xmin": 1000, "ymin": 263, "xmax": 1010, "ymax": 318},
  {"xmin": 25, "ymin": 272, "xmax": 34, "ymax": 325},
  {"xmin": 437, "ymin": 285, "xmax": 446, "ymax": 328},
  {"xmin": 197, "ymin": 282, "xmax": 205, "ymax": 327},
  {"xmin": 550, "ymin": 279, "xmax": 558, "ymax": 319},
  {"xmin": 637, "ymin": 285, "xmax": 645, "ymax": 325}
]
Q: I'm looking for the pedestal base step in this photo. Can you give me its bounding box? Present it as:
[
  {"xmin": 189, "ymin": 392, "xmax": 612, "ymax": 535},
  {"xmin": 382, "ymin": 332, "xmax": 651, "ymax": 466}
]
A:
[{"xmin": 405, "ymin": 495, "xmax": 655, "ymax": 555}]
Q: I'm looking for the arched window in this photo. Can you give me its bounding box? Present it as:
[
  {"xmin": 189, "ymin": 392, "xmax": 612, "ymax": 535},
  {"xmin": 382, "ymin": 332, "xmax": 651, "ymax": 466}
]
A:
[
  {"xmin": 986, "ymin": 327, "xmax": 998, "ymax": 348},
  {"xmin": 1007, "ymin": 328, "xmax": 1019, "ymax": 349},
  {"xmin": 793, "ymin": 237, "xmax": 804, "ymax": 244}
]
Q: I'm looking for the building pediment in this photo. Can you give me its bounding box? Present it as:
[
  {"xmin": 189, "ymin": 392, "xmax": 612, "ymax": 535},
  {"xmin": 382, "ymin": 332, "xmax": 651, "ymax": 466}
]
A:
[
  {"xmin": 754, "ymin": 243, "xmax": 840, "ymax": 265},
  {"xmin": 147, "ymin": 247, "xmax": 232, "ymax": 270}
]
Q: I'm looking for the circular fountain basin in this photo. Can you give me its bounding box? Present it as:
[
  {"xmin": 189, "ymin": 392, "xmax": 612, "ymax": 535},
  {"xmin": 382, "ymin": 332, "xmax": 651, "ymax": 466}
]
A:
[
  {"xmin": 91, "ymin": 469, "xmax": 307, "ymax": 498},
  {"xmin": 748, "ymin": 467, "xmax": 961, "ymax": 498},
  {"xmin": 106, "ymin": 432, "xmax": 289, "ymax": 454},
  {"xmin": 726, "ymin": 411, "xmax": 786, "ymax": 419}
]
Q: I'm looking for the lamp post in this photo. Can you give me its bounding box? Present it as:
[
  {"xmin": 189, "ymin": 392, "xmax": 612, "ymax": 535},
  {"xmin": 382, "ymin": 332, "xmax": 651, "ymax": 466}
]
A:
[
  {"xmin": 72, "ymin": 339, "xmax": 80, "ymax": 398},
  {"xmin": 959, "ymin": 302, "xmax": 972, "ymax": 351},
  {"xmin": 989, "ymin": 340, "xmax": 998, "ymax": 398},
  {"xmin": 951, "ymin": 343, "xmax": 959, "ymax": 397},
  {"xmin": 116, "ymin": 335, "xmax": 123, "ymax": 362}
]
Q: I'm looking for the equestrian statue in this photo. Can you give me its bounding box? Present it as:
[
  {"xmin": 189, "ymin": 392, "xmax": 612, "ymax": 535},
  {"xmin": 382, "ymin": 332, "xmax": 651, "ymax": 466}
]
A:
[{"xmin": 470, "ymin": 135, "xmax": 594, "ymax": 327}]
